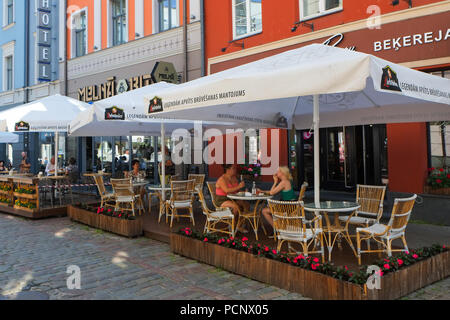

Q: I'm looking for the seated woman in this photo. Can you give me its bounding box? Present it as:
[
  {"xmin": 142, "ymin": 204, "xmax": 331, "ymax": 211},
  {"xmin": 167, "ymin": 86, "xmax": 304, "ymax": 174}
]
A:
[
  {"xmin": 45, "ymin": 156, "xmax": 56, "ymax": 176},
  {"xmin": 125, "ymin": 159, "xmax": 146, "ymax": 180},
  {"xmin": 0, "ymin": 160, "xmax": 6, "ymax": 172},
  {"xmin": 215, "ymin": 164, "xmax": 250, "ymax": 233},
  {"xmin": 260, "ymin": 166, "xmax": 296, "ymax": 228}
]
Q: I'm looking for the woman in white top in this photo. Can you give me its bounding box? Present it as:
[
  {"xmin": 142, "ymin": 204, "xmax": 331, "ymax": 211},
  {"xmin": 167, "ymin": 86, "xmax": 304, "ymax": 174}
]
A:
[{"xmin": 45, "ymin": 156, "xmax": 56, "ymax": 176}]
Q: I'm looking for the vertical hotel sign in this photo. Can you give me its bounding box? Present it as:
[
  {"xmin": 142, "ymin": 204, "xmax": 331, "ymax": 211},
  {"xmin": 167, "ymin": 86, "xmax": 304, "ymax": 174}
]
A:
[{"xmin": 37, "ymin": 0, "xmax": 52, "ymax": 82}]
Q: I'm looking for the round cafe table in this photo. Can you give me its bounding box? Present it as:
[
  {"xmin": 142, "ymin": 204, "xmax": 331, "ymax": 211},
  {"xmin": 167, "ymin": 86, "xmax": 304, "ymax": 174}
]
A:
[
  {"xmin": 304, "ymin": 201, "xmax": 360, "ymax": 261},
  {"xmin": 147, "ymin": 184, "xmax": 171, "ymax": 223},
  {"xmin": 227, "ymin": 193, "xmax": 273, "ymax": 240}
]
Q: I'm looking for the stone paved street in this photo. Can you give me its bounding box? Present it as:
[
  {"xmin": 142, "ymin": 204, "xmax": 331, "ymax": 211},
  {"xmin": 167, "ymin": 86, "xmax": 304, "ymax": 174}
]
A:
[{"xmin": 0, "ymin": 214, "xmax": 448, "ymax": 300}]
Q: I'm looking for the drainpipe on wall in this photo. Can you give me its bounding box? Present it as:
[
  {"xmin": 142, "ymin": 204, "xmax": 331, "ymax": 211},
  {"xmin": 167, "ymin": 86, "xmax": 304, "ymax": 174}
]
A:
[
  {"xmin": 183, "ymin": 0, "xmax": 188, "ymax": 82},
  {"xmin": 64, "ymin": 0, "xmax": 68, "ymax": 96},
  {"xmin": 24, "ymin": 0, "xmax": 32, "ymax": 171},
  {"xmin": 200, "ymin": 0, "xmax": 205, "ymax": 77}
]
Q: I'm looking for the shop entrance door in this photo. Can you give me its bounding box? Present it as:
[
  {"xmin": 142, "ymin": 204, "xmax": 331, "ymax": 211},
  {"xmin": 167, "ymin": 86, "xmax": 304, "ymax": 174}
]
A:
[{"xmin": 321, "ymin": 127, "xmax": 357, "ymax": 190}]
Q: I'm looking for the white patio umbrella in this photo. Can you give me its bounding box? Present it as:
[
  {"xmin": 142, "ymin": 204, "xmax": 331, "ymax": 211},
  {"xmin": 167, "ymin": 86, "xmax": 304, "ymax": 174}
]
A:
[
  {"xmin": 0, "ymin": 132, "xmax": 19, "ymax": 144},
  {"xmin": 144, "ymin": 44, "xmax": 450, "ymax": 205},
  {"xmin": 69, "ymin": 81, "xmax": 236, "ymax": 201},
  {"xmin": 0, "ymin": 94, "xmax": 90, "ymax": 176}
]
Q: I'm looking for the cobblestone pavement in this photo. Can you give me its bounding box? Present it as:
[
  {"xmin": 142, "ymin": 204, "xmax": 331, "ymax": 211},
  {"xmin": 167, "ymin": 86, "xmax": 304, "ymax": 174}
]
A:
[{"xmin": 0, "ymin": 214, "xmax": 448, "ymax": 300}]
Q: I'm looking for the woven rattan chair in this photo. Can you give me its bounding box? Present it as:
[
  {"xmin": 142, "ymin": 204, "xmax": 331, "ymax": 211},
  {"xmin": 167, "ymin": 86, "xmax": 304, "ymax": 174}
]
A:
[
  {"xmin": 110, "ymin": 178, "xmax": 143, "ymax": 216},
  {"xmin": 356, "ymin": 194, "xmax": 417, "ymax": 265},
  {"xmin": 268, "ymin": 199, "xmax": 325, "ymax": 262},
  {"xmin": 198, "ymin": 187, "xmax": 235, "ymax": 237},
  {"xmin": 93, "ymin": 175, "xmax": 115, "ymax": 208},
  {"xmin": 338, "ymin": 185, "xmax": 386, "ymax": 228},
  {"xmin": 298, "ymin": 182, "xmax": 308, "ymax": 201},
  {"xmin": 166, "ymin": 179, "xmax": 195, "ymax": 228},
  {"xmin": 206, "ymin": 181, "xmax": 222, "ymax": 210},
  {"xmin": 188, "ymin": 174, "xmax": 206, "ymax": 196}
]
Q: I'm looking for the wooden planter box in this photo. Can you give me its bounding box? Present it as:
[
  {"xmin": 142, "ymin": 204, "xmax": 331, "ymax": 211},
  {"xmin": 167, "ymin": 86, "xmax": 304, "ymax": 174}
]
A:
[
  {"xmin": 68, "ymin": 205, "xmax": 143, "ymax": 238},
  {"xmin": 13, "ymin": 192, "xmax": 38, "ymax": 200},
  {"xmin": 424, "ymin": 186, "xmax": 450, "ymax": 196},
  {"xmin": 0, "ymin": 202, "xmax": 11, "ymax": 207},
  {"xmin": 13, "ymin": 205, "xmax": 38, "ymax": 213},
  {"xmin": 170, "ymin": 233, "xmax": 450, "ymax": 300}
]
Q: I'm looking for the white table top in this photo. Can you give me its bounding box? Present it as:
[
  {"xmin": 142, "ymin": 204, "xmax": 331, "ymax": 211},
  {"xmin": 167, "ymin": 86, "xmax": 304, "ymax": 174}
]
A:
[
  {"xmin": 304, "ymin": 201, "xmax": 360, "ymax": 213},
  {"xmin": 147, "ymin": 185, "xmax": 171, "ymax": 191},
  {"xmin": 132, "ymin": 180, "xmax": 150, "ymax": 187},
  {"xmin": 227, "ymin": 193, "xmax": 273, "ymax": 201}
]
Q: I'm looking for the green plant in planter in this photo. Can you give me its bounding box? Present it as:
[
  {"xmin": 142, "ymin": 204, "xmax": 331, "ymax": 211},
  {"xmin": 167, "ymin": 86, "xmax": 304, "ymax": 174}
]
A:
[
  {"xmin": 427, "ymin": 167, "xmax": 450, "ymax": 189},
  {"xmin": 14, "ymin": 199, "xmax": 37, "ymax": 209},
  {"xmin": 14, "ymin": 185, "xmax": 36, "ymax": 194},
  {"xmin": 0, "ymin": 183, "xmax": 11, "ymax": 192}
]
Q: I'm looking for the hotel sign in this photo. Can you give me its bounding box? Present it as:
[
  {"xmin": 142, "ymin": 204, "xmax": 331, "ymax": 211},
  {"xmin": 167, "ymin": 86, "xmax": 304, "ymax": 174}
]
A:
[{"xmin": 37, "ymin": 0, "xmax": 52, "ymax": 82}]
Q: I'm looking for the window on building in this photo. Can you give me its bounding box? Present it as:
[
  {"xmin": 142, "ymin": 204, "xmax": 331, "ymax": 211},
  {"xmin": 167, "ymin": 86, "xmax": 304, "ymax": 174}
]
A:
[
  {"xmin": 232, "ymin": 0, "xmax": 262, "ymax": 39},
  {"xmin": 300, "ymin": 0, "xmax": 342, "ymax": 21},
  {"xmin": 158, "ymin": 0, "xmax": 178, "ymax": 32},
  {"xmin": 111, "ymin": 0, "xmax": 127, "ymax": 46},
  {"xmin": 73, "ymin": 11, "xmax": 87, "ymax": 57},
  {"xmin": 5, "ymin": 55, "xmax": 13, "ymax": 91},
  {"xmin": 6, "ymin": 0, "xmax": 14, "ymax": 25},
  {"xmin": 429, "ymin": 70, "xmax": 450, "ymax": 168}
]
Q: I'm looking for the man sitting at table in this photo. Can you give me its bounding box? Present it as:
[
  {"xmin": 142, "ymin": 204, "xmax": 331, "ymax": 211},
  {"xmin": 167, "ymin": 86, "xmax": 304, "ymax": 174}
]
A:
[
  {"xmin": 215, "ymin": 164, "xmax": 250, "ymax": 233},
  {"xmin": 45, "ymin": 156, "xmax": 56, "ymax": 176},
  {"xmin": 19, "ymin": 152, "xmax": 31, "ymax": 173}
]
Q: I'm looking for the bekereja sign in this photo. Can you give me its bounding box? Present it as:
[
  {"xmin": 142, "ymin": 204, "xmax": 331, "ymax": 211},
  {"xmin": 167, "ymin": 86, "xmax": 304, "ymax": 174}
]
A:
[{"xmin": 105, "ymin": 106, "xmax": 125, "ymax": 120}]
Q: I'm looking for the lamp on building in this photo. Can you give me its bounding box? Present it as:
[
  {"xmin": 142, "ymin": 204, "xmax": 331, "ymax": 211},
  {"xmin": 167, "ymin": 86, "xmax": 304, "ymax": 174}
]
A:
[
  {"xmin": 391, "ymin": 0, "xmax": 412, "ymax": 7},
  {"xmin": 291, "ymin": 21, "xmax": 314, "ymax": 32},
  {"xmin": 221, "ymin": 41, "xmax": 245, "ymax": 52}
]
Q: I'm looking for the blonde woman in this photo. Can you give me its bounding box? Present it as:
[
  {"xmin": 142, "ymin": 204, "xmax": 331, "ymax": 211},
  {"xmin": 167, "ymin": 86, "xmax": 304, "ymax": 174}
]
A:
[{"xmin": 259, "ymin": 166, "xmax": 296, "ymax": 227}]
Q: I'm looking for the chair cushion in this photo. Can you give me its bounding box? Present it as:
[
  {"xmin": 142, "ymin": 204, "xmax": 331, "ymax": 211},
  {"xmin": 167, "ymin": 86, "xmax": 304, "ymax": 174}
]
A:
[
  {"xmin": 210, "ymin": 209, "xmax": 234, "ymax": 219},
  {"xmin": 169, "ymin": 200, "xmax": 192, "ymax": 208},
  {"xmin": 338, "ymin": 216, "xmax": 376, "ymax": 225},
  {"xmin": 116, "ymin": 196, "xmax": 135, "ymax": 202},
  {"xmin": 357, "ymin": 223, "xmax": 388, "ymax": 235},
  {"xmin": 277, "ymin": 228, "xmax": 321, "ymax": 242}
]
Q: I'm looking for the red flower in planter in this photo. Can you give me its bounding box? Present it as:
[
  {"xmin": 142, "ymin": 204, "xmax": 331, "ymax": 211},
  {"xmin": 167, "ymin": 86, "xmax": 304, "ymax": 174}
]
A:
[
  {"xmin": 412, "ymin": 254, "xmax": 418, "ymax": 259},
  {"xmin": 436, "ymin": 179, "xmax": 442, "ymax": 184},
  {"xmin": 397, "ymin": 259, "xmax": 403, "ymax": 266},
  {"xmin": 377, "ymin": 270, "xmax": 384, "ymax": 277},
  {"xmin": 272, "ymin": 250, "xmax": 277, "ymax": 254},
  {"xmin": 232, "ymin": 242, "xmax": 235, "ymax": 246},
  {"xmin": 242, "ymin": 237, "xmax": 248, "ymax": 242},
  {"xmin": 227, "ymin": 239, "xmax": 230, "ymax": 243},
  {"xmin": 264, "ymin": 246, "xmax": 269, "ymax": 252},
  {"xmin": 447, "ymin": 174, "xmax": 450, "ymax": 179},
  {"xmin": 203, "ymin": 237, "xmax": 208, "ymax": 242},
  {"xmin": 344, "ymin": 265, "xmax": 348, "ymax": 271},
  {"xmin": 311, "ymin": 264, "xmax": 319, "ymax": 270},
  {"xmin": 296, "ymin": 254, "xmax": 305, "ymax": 260},
  {"xmin": 242, "ymin": 243, "xmax": 247, "ymax": 247},
  {"xmin": 313, "ymin": 257, "xmax": 319, "ymax": 263},
  {"xmin": 431, "ymin": 167, "xmax": 435, "ymax": 171},
  {"xmin": 383, "ymin": 264, "xmax": 390, "ymax": 270},
  {"xmin": 439, "ymin": 168, "xmax": 444, "ymax": 172}
]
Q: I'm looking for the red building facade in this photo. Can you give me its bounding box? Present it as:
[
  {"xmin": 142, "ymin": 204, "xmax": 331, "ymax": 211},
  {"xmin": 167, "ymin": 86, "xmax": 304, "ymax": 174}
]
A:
[{"xmin": 204, "ymin": 0, "xmax": 450, "ymax": 193}]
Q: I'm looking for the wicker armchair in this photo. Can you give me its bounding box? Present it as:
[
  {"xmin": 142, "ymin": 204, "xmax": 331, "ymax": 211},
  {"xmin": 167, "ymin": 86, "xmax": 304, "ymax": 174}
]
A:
[
  {"xmin": 188, "ymin": 174, "xmax": 206, "ymax": 196},
  {"xmin": 268, "ymin": 199, "xmax": 324, "ymax": 262},
  {"xmin": 206, "ymin": 181, "xmax": 222, "ymax": 210},
  {"xmin": 338, "ymin": 185, "xmax": 386, "ymax": 228},
  {"xmin": 110, "ymin": 178, "xmax": 143, "ymax": 216},
  {"xmin": 93, "ymin": 175, "xmax": 115, "ymax": 208},
  {"xmin": 198, "ymin": 187, "xmax": 235, "ymax": 237},
  {"xmin": 166, "ymin": 179, "xmax": 195, "ymax": 228},
  {"xmin": 356, "ymin": 194, "xmax": 417, "ymax": 265}
]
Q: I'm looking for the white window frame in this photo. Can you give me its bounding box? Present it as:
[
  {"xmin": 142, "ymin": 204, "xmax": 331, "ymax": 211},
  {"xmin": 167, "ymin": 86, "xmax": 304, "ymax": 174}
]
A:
[
  {"xmin": 70, "ymin": 7, "xmax": 88, "ymax": 58},
  {"xmin": 156, "ymin": 0, "xmax": 180, "ymax": 33},
  {"xmin": 2, "ymin": 0, "xmax": 15, "ymax": 28},
  {"xmin": 2, "ymin": 41, "xmax": 15, "ymax": 92},
  {"xmin": 299, "ymin": 0, "xmax": 343, "ymax": 22},
  {"xmin": 107, "ymin": 0, "xmax": 128, "ymax": 47},
  {"xmin": 232, "ymin": 0, "xmax": 262, "ymax": 40}
]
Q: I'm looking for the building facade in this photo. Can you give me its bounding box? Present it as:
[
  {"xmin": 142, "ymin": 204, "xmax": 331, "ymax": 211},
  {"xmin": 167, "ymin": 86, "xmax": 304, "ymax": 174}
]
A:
[
  {"xmin": 65, "ymin": 0, "xmax": 203, "ymax": 177},
  {"xmin": 0, "ymin": 0, "xmax": 64, "ymax": 173},
  {"xmin": 204, "ymin": 0, "xmax": 450, "ymax": 194}
]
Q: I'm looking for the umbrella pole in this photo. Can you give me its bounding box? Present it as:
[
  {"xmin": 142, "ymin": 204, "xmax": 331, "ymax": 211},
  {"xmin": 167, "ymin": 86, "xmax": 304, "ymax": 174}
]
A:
[
  {"xmin": 313, "ymin": 95, "xmax": 320, "ymax": 207},
  {"xmin": 55, "ymin": 131, "xmax": 59, "ymax": 177},
  {"xmin": 161, "ymin": 123, "xmax": 165, "ymax": 202}
]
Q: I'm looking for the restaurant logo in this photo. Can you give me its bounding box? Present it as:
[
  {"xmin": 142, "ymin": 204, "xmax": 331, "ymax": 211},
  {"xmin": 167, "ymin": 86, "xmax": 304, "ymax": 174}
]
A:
[
  {"xmin": 15, "ymin": 121, "xmax": 30, "ymax": 132},
  {"xmin": 275, "ymin": 114, "xmax": 288, "ymax": 129},
  {"xmin": 105, "ymin": 106, "xmax": 125, "ymax": 120},
  {"xmin": 380, "ymin": 66, "xmax": 402, "ymax": 92},
  {"xmin": 148, "ymin": 96, "xmax": 163, "ymax": 114}
]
